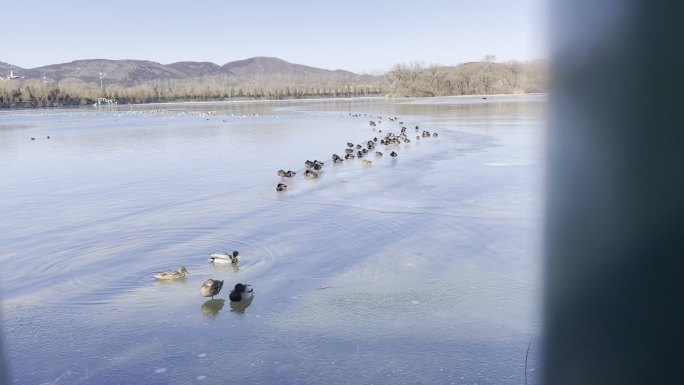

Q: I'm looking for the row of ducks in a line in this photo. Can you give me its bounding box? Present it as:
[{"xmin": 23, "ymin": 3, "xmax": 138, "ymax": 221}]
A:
[
  {"xmin": 273, "ymin": 121, "xmax": 438, "ymax": 191},
  {"xmin": 275, "ymin": 159, "xmax": 326, "ymax": 191},
  {"xmin": 347, "ymin": 113, "xmax": 402, "ymax": 123},
  {"xmin": 274, "ymin": 134, "xmax": 405, "ymax": 190},
  {"xmin": 201, "ymin": 281, "xmax": 253, "ymax": 302},
  {"xmin": 277, "ymin": 159, "xmax": 325, "ymax": 177},
  {"xmin": 30, "ymin": 136, "xmax": 50, "ymax": 140},
  {"xmin": 153, "ymin": 251, "xmax": 253, "ymax": 302}
]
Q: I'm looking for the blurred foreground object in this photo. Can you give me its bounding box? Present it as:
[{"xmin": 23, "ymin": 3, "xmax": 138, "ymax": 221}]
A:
[{"xmin": 545, "ymin": 1, "xmax": 683, "ymax": 384}]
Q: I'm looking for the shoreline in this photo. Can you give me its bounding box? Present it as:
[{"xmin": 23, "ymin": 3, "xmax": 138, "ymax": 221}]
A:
[{"xmin": 0, "ymin": 92, "xmax": 544, "ymax": 110}]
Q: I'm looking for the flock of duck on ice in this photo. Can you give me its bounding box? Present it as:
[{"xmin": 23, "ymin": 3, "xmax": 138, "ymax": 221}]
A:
[
  {"xmin": 275, "ymin": 115, "xmax": 438, "ymax": 192},
  {"xmin": 150, "ymin": 113, "xmax": 440, "ymax": 310}
]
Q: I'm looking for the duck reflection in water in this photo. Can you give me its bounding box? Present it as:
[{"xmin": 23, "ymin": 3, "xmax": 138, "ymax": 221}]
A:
[
  {"xmin": 229, "ymin": 295, "xmax": 254, "ymax": 314},
  {"xmin": 201, "ymin": 299, "xmax": 225, "ymax": 317},
  {"xmin": 210, "ymin": 263, "xmax": 240, "ymax": 273}
]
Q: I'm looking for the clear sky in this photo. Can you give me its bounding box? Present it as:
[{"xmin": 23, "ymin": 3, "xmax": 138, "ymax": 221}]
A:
[{"xmin": 3, "ymin": 0, "xmax": 547, "ymax": 74}]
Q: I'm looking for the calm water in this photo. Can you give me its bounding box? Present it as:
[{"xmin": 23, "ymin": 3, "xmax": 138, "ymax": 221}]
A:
[{"xmin": 0, "ymin": 95, "xmax": 544, "ymax": 384}]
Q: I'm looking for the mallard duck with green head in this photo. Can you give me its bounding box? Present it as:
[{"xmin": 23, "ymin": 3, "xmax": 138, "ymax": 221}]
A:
[{"xmin": 209, "ymin": 251, "xmax": 240, "ymax": 264}]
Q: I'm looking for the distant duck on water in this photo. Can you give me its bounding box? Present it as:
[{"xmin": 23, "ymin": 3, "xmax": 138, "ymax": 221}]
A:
[
  {"xmin": 209, "ymin": 251, "xmax": 240, "ymax": 264},
  {"xmin": 276, "ymin": 183, "xmax": 287, "ymax": 191},
  {"xmin": 200, "ymin": 279, "xmax": 224, "ymax": 298},
  {"xmin": 154, "ymin": 266, "xmax": 188, "ymax": 280},
  {"xmin": 305, "ymin": 160, "xmax": 324, "ymax": 170},
  {"xmin": 229, "ymin": 283, "xmax": 254, "ymax": 302},
  {"xmin": 278, "ymin": 170, "xmax": 296, "ymax": 178}
]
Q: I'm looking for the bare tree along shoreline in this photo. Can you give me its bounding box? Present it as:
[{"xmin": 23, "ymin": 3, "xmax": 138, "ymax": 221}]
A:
[{"xmin": 0, "ymin": 57, "xmax": 545, "ymax": 108}]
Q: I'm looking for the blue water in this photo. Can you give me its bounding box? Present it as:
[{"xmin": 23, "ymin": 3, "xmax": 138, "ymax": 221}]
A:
[{"xmin": 0, "ymin": 95, "xmax": 544, "ymax": 384}]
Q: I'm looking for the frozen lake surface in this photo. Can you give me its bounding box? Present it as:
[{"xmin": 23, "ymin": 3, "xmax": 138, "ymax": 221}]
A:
[{"xmin": 0, "ymin": 95, "xmax": 545, "ymax": 384}]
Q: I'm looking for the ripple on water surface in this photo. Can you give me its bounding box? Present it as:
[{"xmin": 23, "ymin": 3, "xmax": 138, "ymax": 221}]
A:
[
  {"xmin": 1, "ymin": 98, "xmax": 544, "ymax": 385},
  {"xmin": 2, "ymin": 226, "xmax": 278, "ymax": 308}
]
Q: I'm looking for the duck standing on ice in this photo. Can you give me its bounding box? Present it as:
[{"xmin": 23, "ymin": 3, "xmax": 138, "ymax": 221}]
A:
[
  {"xmin": 229, "ymin": 283, "xmax": 254, "ymax": 302},
  {"xmin": 200, "ymin": 279, "xmax": 224, "ymax": 299}
]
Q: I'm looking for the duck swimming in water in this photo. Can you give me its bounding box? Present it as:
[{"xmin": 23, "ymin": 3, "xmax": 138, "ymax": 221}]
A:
[
  {"xmin": 229, "ymin": 283, "xmax": 254, "ymax": 302},
  {"xmin": 154, "ymin": 267, "xmax": 188, "ymax": 280},
  {"xmin": 390, "ymin": 151, "xmax": 398, "ymax": 158},
  {"xmin": 276, "ymin": 183, "xmax": 287, "ymax": 192},
  {"xmin": 200, "ymin": 279, "xmax": 224, "ymax": 298},
  {"xmin": 304, "ymin": 170, "xmax": 319, "ymax": 179},
  {"xmin": 209, "ymin": 251, "xmax": 240, "ymax": 264}
]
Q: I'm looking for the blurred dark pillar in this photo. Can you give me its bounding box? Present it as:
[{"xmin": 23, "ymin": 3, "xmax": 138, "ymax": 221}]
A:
[
  {"xmin": 545, "ymin": 1, "xmax": 683, "ymax": 384},
  {"xmin": 0, "ymin": 328, "xmax": 5, "ymax": 385}
]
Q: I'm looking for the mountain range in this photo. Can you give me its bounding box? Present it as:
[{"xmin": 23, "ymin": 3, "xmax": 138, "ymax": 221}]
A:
[
  {"xmin": 0, "ymin": 57, "xmax": 376, "ymax": 86},
  {"xmin": 1, "ymin": 57, "xmax": 547, "ymax": 106}
]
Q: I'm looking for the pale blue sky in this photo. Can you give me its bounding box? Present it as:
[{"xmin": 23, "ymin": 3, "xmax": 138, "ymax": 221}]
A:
[{"xmin": 4, "ymin": 0, "xmax": 547, "ymax": 74}]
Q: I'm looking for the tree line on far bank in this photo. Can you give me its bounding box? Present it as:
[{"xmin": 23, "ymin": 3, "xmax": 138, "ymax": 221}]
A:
[
  {"xmin": 388, "ymin": 57, "xmax": 546, "ymax": 97},
  {"xmin": 0, "ymin": 58, "xmax": 545, "ymax": 108}
]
